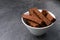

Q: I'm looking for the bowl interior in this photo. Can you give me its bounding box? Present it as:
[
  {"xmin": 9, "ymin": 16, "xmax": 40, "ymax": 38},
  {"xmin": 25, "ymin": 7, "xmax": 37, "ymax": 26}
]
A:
[{"xmin": 21, "ymin": 9, "xmax": 56, "ymax": 29}]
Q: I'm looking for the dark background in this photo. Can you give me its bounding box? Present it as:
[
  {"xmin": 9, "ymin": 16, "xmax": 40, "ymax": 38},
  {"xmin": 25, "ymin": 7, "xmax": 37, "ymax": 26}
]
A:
[{"xmin": 0, "ymin": 0, "xmax": 60, "ymax": 40}]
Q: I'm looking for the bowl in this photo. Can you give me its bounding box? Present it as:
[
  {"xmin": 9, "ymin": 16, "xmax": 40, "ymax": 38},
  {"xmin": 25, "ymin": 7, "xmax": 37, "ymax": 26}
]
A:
[{"xmin": 21, "ymin": 9, "xmax": 56, "ymax": 36}]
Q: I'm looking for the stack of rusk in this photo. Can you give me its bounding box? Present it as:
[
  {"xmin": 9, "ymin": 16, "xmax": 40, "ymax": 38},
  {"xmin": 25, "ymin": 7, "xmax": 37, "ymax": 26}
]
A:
[{"xmin": 22, "ymin": 8, "xmax": 56, "ymax": 28}]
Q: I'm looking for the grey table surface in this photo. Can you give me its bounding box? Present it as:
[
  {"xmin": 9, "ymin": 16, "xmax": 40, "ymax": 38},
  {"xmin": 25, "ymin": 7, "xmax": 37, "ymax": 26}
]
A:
[{"xmin": 0, "ymin": 0, "xmax": 60, "ymax": 40}]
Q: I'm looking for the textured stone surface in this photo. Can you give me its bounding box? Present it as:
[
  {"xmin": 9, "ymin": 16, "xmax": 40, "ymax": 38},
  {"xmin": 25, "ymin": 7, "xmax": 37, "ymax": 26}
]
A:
[{"xmin": 0, "ymin": 0, "xmax": 60, "ymax": 40}]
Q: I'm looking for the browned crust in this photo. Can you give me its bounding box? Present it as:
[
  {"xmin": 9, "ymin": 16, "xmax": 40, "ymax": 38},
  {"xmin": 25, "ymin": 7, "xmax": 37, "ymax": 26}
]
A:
[
  {"xmin": 42, "ymin": 9, "xmax": 48, "ymax": 16},
  {"xmin": 42, "ymin": 9, "xmax": 56, "ymax": 23},
  {"xmin": 28, "ymin": 8, "xmax": 39, "ymax": 27},
  {"xmin": 32, "ymin": 8, "xmax": 51, "ymax": 25},
  {"xmin": 22, "ymin": 14, "xmax": 43, "ymax": 24},
  {"xmin": 46, "ymin": 13, "xmax": 56, "ymax": 23},
  {"xmin": 28, "ymin": 21, "xmax": 38, "ymax": 27}
]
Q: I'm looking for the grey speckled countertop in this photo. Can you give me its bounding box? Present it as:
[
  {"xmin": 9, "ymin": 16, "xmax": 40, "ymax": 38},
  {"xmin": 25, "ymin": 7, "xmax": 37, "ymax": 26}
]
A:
[{"xmin": 0, "ymin": 0, "xmax": 60, "ymax": 40}]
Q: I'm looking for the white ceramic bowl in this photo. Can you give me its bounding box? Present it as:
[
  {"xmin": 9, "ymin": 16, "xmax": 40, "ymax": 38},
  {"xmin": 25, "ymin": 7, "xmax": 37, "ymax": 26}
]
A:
[{"xmin": 21, "ymin": 9, "xmax": 56, "ymax": 36}]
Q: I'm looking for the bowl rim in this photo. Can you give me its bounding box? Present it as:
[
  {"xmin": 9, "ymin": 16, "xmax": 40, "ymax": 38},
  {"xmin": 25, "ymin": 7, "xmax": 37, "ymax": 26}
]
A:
[{"xmin": 21, "ymin": 9, "xmax": 56, "ymax": 29}]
